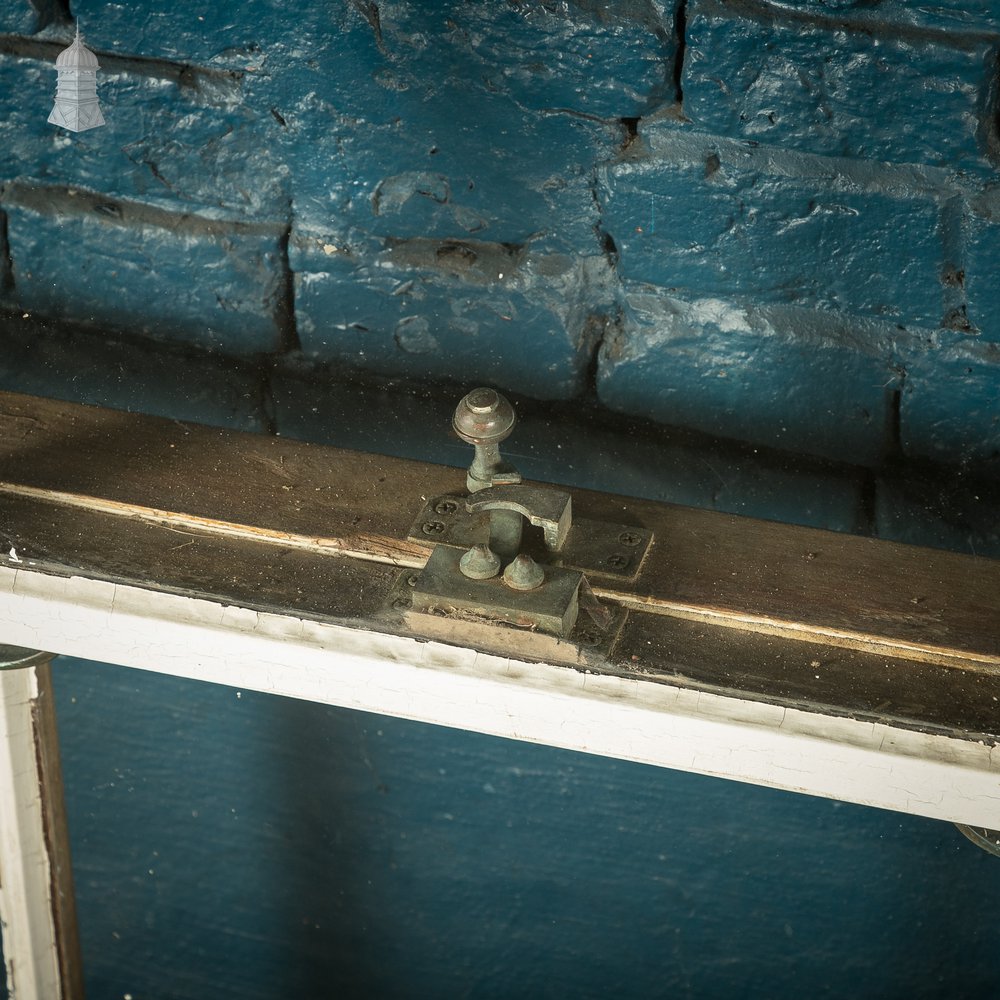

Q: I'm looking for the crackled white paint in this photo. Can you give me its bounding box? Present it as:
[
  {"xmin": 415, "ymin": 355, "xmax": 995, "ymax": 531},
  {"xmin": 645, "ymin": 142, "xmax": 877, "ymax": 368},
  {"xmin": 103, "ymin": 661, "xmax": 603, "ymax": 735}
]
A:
[
  {"xmin": 0, "ymin": 666, "xmax": 62, "ymax": 1000},
  {"xmin": 0, "ymin": 564, "xmax": 997, "ymax": 828}
]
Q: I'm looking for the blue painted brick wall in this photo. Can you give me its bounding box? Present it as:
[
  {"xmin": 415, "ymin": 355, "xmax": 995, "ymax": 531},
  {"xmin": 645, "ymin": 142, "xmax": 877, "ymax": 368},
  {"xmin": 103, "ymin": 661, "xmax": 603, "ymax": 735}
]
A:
[
  {"xmin": 5, "ymin": 196, "xmax": 288, "ymax": 354},
  {"xmin": 601, "ymin": 131, "xmax": 944, "ymax": 328},
  {"xmin": 2, "ymin": 0, "xmax": 998, "ymax": 469},
  {"xmin": 683, "ymin": 0, "xmax": 998, "ymax": 171}
]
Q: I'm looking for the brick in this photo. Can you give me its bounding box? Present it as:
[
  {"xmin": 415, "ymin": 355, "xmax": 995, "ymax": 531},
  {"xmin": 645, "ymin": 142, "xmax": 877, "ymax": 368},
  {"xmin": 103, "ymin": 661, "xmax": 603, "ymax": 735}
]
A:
[
  {"xmin": 597, "ymin": 287, "xmax": 895, "ymax": 466},
  {"xmin": 289, "ymin": 90, "xmax": 611, "ymax": 253},
  {"xmin": 965, "ymin": 214, "xmax": 1000, "ymax": 342},
  {"xmin": 290, "ymin": 233, "xmax": 608, "ymax": 399},
  {"xmin": 766, "ymin": 1, "xmax": 1000, "ymax": 33},
  {"xmin": 683, "ymin": 0, "xmax": 997, "ymax": 170},
  {"xmin": 78, "ymin": 0, "xmax": 676, "ymax": 118},
  {"xmin": 875, "ymin": 475, "xmax": 1000, "ymax": 557},
  {"xmin": 900, "ymin": 336, "xmax": 1000, "ymax": 469},
  {"xmin": 67, "ymin": 0, "xmax": 287, "ymax": 67},
  {"xmin": 3, "ymin": 200, "xmax": 286, "ymax": 356},
  {"xmin": 380, "ymin": 1, "xmax": 678, "ymax": 120},
  {"xmin": 0, "ymin": 58, "xmax": 289, "ymax": 222},
  {"xmin": 0, "ymin": 316, "xmax": 267, "ymax": 430},
  {"xmin": 0, "ymin": 1, "xmax": 37, "ymax": 33},
  {"xmin": 51, "ymin": 3, "xmax": 655, "ymax": 248},
  {"xmin": 601, "ymin": 133, "xmax": 944, "ymax": 330}
]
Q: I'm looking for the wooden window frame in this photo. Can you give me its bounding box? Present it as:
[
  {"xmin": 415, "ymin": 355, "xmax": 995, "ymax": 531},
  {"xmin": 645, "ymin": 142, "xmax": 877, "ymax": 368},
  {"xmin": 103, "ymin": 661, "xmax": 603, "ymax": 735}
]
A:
[{"xmin": 1, "ymin": 389, "xmax": 998, "ymax": 997}]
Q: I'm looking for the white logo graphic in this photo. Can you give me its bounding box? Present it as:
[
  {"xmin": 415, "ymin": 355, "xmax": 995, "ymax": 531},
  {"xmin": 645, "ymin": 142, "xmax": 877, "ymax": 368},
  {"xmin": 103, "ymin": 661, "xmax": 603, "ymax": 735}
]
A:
[{"xmin": 48, "ymin": 23, "xmax": 106, "ymax": 133}]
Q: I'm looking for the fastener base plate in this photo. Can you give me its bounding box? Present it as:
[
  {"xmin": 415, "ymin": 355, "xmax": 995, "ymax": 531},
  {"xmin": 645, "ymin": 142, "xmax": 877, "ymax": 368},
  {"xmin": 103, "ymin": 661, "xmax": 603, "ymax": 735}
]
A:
[
  {"xmin": 408, "ymin": 496, "xmax": 652, "ymax": 579},
  {"xmin": 408, "ymin": 544, "xmax": 583, "ymax": 637}
]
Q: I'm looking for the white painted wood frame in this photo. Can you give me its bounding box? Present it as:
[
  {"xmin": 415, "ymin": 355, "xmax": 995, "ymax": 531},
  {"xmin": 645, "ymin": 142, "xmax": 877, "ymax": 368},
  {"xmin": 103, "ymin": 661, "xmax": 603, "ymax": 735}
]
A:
[
  {"xmin": 0, "ymin": 653, "xmax": 82, "ymax": 1000},
  {"xmin": 2, "ymin": 567, "xmax": 998, "ymax": 830}
]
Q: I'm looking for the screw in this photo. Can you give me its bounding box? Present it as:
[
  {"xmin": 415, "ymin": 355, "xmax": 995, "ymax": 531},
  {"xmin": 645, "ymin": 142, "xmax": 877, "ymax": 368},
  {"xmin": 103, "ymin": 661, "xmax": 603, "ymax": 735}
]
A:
[
  {"xmin": 421, "ymin": 521, "xmax": 446, "ymax": 535},
  {"xmin": 433, "ymin": 499, "xmax": 459, "ymax": 515},
  {"xmin": 392, "ymin": 597, "xmax": 409, "ymax": 611},
  {"xmin": 405, "ymin": 574, "xmax": 419, "ymax": 587},
  {"xmin": 618, "ymin": 531, "xmax": 642, "ymax": 546},
  {"xmin": 606, "ymin": 553, "xmax": 629, "ymax": 569}
]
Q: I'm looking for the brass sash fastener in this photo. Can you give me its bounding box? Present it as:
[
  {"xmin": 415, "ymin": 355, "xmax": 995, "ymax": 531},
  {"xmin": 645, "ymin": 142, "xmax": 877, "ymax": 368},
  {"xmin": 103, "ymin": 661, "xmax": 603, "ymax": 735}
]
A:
[{"xmin": 395, "ymin": 389, "xmax": 652, "ymax": 646}]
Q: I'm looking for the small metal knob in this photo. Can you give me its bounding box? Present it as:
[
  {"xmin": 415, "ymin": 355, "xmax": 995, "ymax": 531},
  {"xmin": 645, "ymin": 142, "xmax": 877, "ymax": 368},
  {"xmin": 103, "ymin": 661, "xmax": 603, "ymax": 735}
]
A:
[
  {"xmin": 503, "ymin": 554, "xmax": 545, "ymax": 592},
  {"xmin": 460, "ymin": 543, "xmax": 501, "ymax": 580},
  {"xmin": 453, "ymin": 387, "xmax": 515, "ymax": 447},
  {"xmin": 453, "ymin": 388, "xmax": 517, "ymax": 493}
]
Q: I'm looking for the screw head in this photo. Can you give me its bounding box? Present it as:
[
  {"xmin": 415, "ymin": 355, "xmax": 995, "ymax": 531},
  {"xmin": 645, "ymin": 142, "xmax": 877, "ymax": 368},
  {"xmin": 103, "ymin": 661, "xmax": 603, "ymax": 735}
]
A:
[
  {"xmin": 405, "ymin": 574, "xmax": 419, "ymax": 587},
  {"xmin": 392, "ymin": 597, "xmax": 410, "ymax": 611},
  {"xmin": 606, "ymin": 553, "xmax": 629, "ymax": 569},
  {"xmin": 433, "ymin": 499, "xmax": 459, "ymax": 515},
  {"xmin": 618, "ymin": 531, "xmax": 642, "ymax": 547},
  {"xmin": 421, "ymin": 521, "xmax": 446, "ymax": 535}
]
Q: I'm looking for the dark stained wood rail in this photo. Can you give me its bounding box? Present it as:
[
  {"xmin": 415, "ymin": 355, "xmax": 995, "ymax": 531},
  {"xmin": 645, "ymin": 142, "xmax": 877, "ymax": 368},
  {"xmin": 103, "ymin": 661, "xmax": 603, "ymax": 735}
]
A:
[{"xmin": 1, "ymin": 390, "xmax": 999, "ymax": 744}]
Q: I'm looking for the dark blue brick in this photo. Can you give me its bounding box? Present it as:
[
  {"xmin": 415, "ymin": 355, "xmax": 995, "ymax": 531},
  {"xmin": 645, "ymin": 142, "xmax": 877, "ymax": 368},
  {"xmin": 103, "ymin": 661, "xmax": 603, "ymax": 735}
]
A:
[
  {"xmin": 380, "ymin": 1, "xmax": 677, "ymax": 120},
  {"xmin": 875, "ymin": 476, "xmax": 1000, "ymax": 556},
  {"xmin": 70, "ymin": 0, "xmax": 276, "ymax": 67},
  {"xmin": 3, "ymin": 202, "xmax": 286, "ymax": 355},
  {"xmin": 290, "ymin": 233, "xmax": 606, "ymax": 399},
  {"xmin": 965, "ymin": 214, "xmax": 1000, "ymax": 342},
  {"xmin": 601, "ymin": 131, "xmax": 944, "ymax": 330},
  {"xmin": 597, "ymin": 286, "xmax": 894, "ymax": 466},
  {"xmin": 900, "ymin": 336, "xmax": 1000, "ymax": 467},
  {"xmin": 0, "ymin": 58, "xmax": 289, "ymax": 222},
  {"xmin": 288, "ymin": 87, "xmax": 611, "ymax": 253},
  {"xmin": 61, "ymin": 0, "xmax": 663, "ymax": 251},
  {"xmin": 77, "ymin": 0, "xmax": 676, "ymax": 119},
  {"xmin": 0, "ymin": 318, "xmax": 267, "ymax": 430},
  {"xmin": 767, "ymin": 0, "xmax": 1000, "ymax": 32},
  {"xmin": 0, "ymin": 0, "xmax": 36, "ymax": 33},
  {"xmin": 683, "ymin": 0, "xmax": 997, "ymax": 170}
]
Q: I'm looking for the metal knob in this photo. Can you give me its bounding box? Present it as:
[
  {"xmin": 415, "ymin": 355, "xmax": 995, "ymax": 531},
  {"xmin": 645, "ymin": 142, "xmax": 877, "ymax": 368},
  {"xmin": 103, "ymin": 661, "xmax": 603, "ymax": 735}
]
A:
[
  {"xmin": 454, "ymin": 388, "xmax": 523, "ymax": 560},
  {"xmin": 453, "ymin": 388, "xmax": 518, "ymax": 493}
]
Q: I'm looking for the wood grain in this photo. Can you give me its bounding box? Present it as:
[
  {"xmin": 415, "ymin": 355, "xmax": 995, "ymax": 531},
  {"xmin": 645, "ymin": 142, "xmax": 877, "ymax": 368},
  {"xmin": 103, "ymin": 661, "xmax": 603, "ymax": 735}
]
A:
[{"xmin": 2, "ymin": 391, "xmax": 997, "ymax": 674}]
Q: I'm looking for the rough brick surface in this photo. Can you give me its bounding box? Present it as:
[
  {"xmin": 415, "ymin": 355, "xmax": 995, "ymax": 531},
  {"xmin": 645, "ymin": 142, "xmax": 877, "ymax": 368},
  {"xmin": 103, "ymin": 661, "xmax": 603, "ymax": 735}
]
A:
[
  {"xmin": 0, "ymin": 59, "xmax": 286, "ymax": 221},
  {"xmin": 0, "ymin": 316, "xmax": 267, "ymax": 430},
  {"xmin": 291, "ymin": 104, "xmax": 610, "ymax": 251},
  {"xmin": 290, "ymin": 233, "xmax": 609, "ymax": 398},
  {"xmin": 597, "ymin": 288, "xmax": 898, "ymax": 465},
  {"xmin": 965, "ymin": 214, "xmax": 1000, "ymax": 342},
  {"xmin": 900, "ymin": 337, "xmax": 1000, "ymax": 468},
  {"xmin": 1, "ymin": 0, "xmax": 999, "ymax": 469},
  {"xmin": 684, "ymin": 0, "xmax": 999, "ymax": 170},
  {"xmin": 3, "ymin": 199, "xmax": 286, "ymax": 355},
  {"xmin": 875, "ymin": 474, "xmax": 1000, "ymax": 557},
  {"xmin": 601, "ymin": 127, "xmax": 945, "ymax": 330},
  {"xmin": 768, "ymin": 0, "xmax": 1000, "ymax": 33},
  {"xmin": 74, "ymin": 0, "xmax": 677, "ymax": 119}
]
